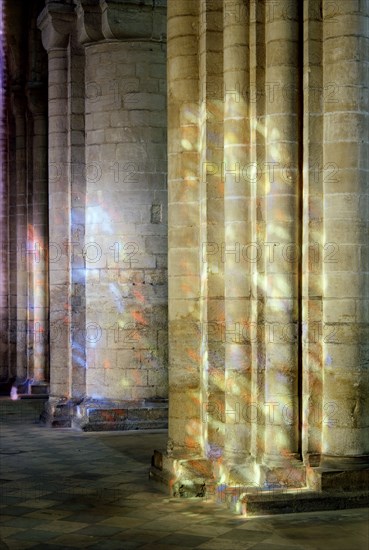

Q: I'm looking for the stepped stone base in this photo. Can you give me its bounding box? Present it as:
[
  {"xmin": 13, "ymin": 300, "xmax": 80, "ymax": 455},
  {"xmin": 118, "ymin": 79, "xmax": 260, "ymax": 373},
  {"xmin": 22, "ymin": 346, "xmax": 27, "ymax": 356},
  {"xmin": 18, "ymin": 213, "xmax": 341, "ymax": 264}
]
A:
[
  {"xmin": 149, "ymin": 450, "xmax": 369, "ymax": 516},
  {"xmin": 237, "ymin": 488, "xmax": 369, "ymax": 516},
  {"xmin": 41, "ymin": 397, "xmax": 168, "ymax": 431}
]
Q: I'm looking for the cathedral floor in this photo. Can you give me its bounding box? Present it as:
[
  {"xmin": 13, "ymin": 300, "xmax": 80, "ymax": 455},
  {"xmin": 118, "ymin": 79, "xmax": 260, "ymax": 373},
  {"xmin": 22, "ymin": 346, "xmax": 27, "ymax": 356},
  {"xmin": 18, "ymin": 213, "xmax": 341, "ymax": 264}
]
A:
[{"xmin": 0, "ymin": 398, "xmax": 368, "ymax": 550}]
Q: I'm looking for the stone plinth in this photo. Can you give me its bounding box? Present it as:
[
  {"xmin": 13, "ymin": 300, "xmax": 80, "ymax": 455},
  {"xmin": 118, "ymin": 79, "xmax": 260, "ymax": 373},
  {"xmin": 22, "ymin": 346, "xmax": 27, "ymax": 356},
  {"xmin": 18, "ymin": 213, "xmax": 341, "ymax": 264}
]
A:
[{"xmin": 41, "ymin": 396, "xmax": 167, "ymax": 431}]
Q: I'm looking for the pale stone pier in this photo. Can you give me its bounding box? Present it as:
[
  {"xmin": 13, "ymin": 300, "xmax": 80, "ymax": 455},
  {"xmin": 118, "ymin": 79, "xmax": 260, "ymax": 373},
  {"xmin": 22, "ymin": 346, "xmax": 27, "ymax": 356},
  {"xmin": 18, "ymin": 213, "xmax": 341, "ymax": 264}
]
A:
[
  {"xmin": 36, "ymin": 0, "xmax": 168, "ymax": 427},
  {"xmin": 150, "ymin": 0, "xmax": 369, "ymax": 512}
]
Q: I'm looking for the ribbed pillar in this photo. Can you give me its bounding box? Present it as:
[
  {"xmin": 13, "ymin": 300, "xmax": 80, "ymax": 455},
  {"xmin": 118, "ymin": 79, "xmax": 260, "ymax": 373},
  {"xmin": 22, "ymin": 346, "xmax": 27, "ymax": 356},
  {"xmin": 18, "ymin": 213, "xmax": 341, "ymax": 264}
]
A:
[
  {"xmin": 263, "ymin": 3, "xmax": 301, "ymax": 467},
  {"xmin": 321, "ymin": 0, "xmax": 369, "ymax": 468},
  {"xmin": 38, "ymin": 3, "xmax": 75, "ymax": 399},
  {"xmin": 223, "ymin": 0, "xmax": 252, "ymax": 474}
]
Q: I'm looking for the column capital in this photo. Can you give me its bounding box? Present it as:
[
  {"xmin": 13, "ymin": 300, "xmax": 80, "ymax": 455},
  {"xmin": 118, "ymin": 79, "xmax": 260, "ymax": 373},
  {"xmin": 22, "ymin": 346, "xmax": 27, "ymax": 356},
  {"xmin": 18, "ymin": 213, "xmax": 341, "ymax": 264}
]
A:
[
  {"xmin": 37, "ymin": 3, "xmax": 76, "ymax": 52},
  {"xmin": 75, "ymin": 0, "xmax": 166, "ymax": 45},
  {"xmin": 75, "ymin": 0, "xmax": 104, "ymax": 45}
]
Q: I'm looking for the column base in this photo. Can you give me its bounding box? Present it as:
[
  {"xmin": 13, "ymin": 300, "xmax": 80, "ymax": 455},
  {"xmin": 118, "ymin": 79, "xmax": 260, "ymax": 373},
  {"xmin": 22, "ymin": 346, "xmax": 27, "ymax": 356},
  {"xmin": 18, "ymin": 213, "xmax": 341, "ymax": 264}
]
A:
[
  {"xmin": 40, "ymin": 396, "xmax": 168, "ymax": 430},
  {"xmin": 307, "ymin": 465, "xmax": 369, "ymax": 492},
  {"xmin": 238, "ymin": 486, "xmax": 369, "ymax": 516},
  {"xmin": 320, "ymin": 454, "xmax": 369, "ymax": 470},
  {"xmin": 259, "ymin": 454, "xmax": 306, "ymax": 488},
  {"xmin": 149, "ymin": 452, "xmax": 306, "ymax": 498},
  {"xmin": 149, "ymin": 451, "xmax": 369, "ymax": 515},
  {"xmin": 150, "ymin": 452, "xmax": 216, "ymax": 497}
]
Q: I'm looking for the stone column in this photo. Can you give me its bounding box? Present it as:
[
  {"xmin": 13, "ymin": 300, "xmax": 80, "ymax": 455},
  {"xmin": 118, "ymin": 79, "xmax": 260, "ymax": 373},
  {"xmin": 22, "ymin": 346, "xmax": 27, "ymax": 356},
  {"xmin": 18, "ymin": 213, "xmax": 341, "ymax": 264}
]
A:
[
  {"xmin": 198, "ymin": 0, "xmax": 226, "ymax": 471},
  {"xmin": 262, "ymin": 2, "xmax": 303, "ymax": 481},
  {"xmin": 223, "ymin": 0, "xmax": 252, "ymax": 478},
  {"xmin": 248, "ymin": 0, "xmax": 266, "ymax": 475},
  {"xmin": 26, "ymin": 84, "xmax": 49, "ymax": 387},
  {"xmin": 69, "ymin": 31, "xmax": 86, "ymax": 401},
  {"xmin": 75, "ymin": 0, "xmax": 168, "ymax": 425},
  {"xmin": 0, "ymin": 152, "xmax": 7, "ymax": 378},
  {"xmin": 38, "ymin": 3, "xmax": 76, "ymax": 401},
  {"xmin": 10, "ymin": 90, "xmax": 28, "ymax": 380},
  {"xmin": 321, "ymin": 0, "xmax": 369, "ymax": 471},
  {"xmin": 152, "ymin": 0, "xmax": 369, "ymax": 509},
  {"xmin": 5, "ymin": 111, "xmax": 16, "ymax": 378},
  {"xmin": 166, "ymin": 0, "xmax": 204, "ymax": 469},
  {"xmin": 0, "ymin": 26, "xmax": 8, "ymax": 378},
  {"xmin": 301, "ymin": 0, "xmax": 324, "ymax": 469}
]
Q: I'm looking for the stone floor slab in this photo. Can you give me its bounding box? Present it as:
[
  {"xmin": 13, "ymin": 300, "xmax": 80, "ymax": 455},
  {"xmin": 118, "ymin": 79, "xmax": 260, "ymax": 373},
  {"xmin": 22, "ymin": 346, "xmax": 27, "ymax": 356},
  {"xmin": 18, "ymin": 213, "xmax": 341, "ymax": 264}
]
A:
[{"xmin": 0, "ymin": 399, "xmax": 368, "ymax": 550}]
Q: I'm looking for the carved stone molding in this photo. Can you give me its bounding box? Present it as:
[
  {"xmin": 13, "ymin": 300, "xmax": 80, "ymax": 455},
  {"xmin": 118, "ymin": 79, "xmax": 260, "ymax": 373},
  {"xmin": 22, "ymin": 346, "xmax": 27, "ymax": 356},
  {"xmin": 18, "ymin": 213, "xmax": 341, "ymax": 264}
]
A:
[
  {"xmin": 75, "ymin": 0, "xmax": 166, "ymax": 45},
  {"xmin": 37, "ymin": 3, "xmax": 76, "ymax": 52},
  {"xmin": 75, "ymin": 0, "xmax": 104, "ymax": 45}
]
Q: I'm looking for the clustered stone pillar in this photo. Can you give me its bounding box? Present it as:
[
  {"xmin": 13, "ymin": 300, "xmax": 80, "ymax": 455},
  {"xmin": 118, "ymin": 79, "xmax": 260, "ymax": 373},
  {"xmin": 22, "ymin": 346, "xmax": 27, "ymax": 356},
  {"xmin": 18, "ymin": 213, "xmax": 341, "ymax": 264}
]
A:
[
  {"xmin": 155, "ymin": 0, "xmax": 369, "ymax": 504},
  {"xmin": 38, "ymin": 0, "xmax": 168, "ymax": 428}
]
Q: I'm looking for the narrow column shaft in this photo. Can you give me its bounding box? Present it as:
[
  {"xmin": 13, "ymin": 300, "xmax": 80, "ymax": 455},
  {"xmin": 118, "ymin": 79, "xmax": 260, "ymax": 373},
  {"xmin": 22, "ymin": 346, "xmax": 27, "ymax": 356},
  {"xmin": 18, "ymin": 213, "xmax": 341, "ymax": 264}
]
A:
[
  {"xmin": 301, "ymin": 0, "xmax": 324, "ymax": 467},
  {"xmin": 167, "ymin": 0, "xmax": 202, "ymax": 457},
  {"xmin": 264, "ymin": 4, "xmax": 301, "ymax": 462},
  {"xmin": 27, "ymin": 89, "xmax": 49, "ymax": 384},
  {"xmin": 38, "ymin": 3, "xmax": 76, "ymax": 398},
  {"xmin": 198, "ymin": 0, "xmax": 225, "ymax": 464},
  {"xmin": 47, "ymin": 47, "xmax": 72, "ymax": 397},
  {"xmin": 223, "ymin": 0, "xmax": 252, "ymax": 468},
  {"xmin": 11, "ymin": 95, "xmax": 28, "ymax": 379}
]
